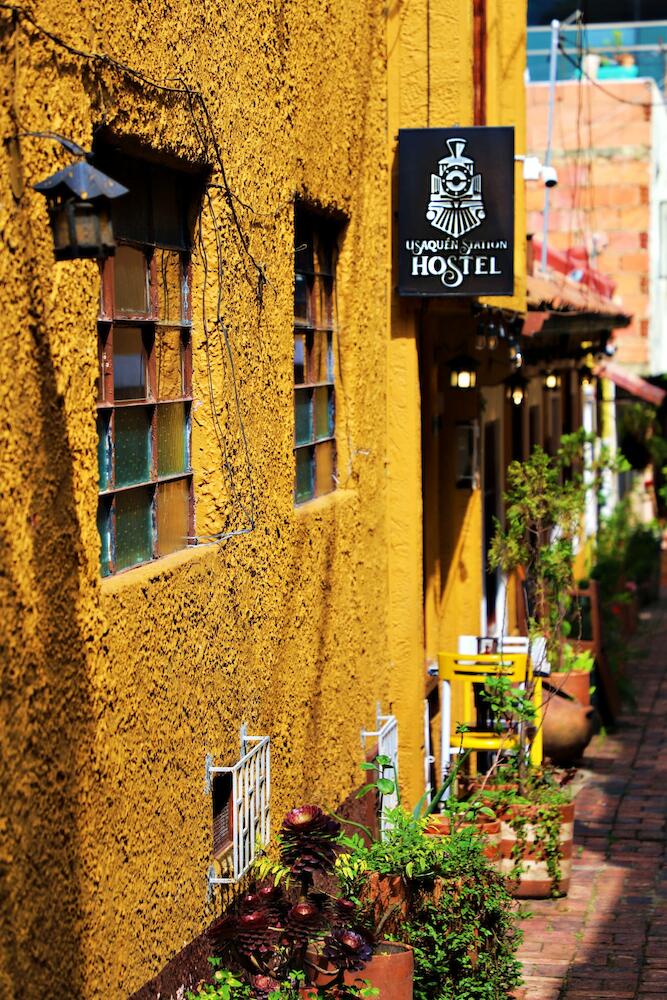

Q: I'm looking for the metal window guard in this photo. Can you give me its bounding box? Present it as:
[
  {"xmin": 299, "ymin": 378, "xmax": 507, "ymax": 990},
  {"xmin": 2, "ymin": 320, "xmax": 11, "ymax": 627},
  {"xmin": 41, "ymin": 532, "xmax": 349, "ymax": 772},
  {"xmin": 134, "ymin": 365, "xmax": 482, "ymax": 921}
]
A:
[
  {"xmin": 206, "ymin": 724, "xmax": 270, "ymax": 887},
  {"xmin": 361, "ymin": 706, "xmax": 399, "ymax": 838}
]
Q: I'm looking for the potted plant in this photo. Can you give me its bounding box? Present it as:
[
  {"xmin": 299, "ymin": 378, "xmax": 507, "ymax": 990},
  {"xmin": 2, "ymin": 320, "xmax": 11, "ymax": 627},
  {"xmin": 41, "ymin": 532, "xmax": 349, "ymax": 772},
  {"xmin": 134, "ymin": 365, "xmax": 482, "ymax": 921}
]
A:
[{"xmin": 334, "ymin": 761, "xmax": 523, "ymax": 999}]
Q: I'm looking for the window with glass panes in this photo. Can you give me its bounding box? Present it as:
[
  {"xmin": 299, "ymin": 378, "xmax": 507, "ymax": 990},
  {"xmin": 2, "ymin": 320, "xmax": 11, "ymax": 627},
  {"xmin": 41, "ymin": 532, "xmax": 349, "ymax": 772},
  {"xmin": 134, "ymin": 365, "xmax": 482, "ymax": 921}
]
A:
[
  {"xmin": 293, "ymin": 209, "xmax": 337, "ymax": 503},
  {"xmin": 96, "ymin": 153, "xmax": 198, "ymax": 575}
]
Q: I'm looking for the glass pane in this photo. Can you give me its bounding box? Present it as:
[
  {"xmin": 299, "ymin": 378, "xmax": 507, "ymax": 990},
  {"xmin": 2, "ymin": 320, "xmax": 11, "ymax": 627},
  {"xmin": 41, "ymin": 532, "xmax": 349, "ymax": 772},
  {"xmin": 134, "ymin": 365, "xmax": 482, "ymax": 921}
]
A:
[
  {"xmin": 294, "ymin": 272, "xmax": 310, "ymax": 324},
  {"xmin": 113, "ymin": 326, "xmax": 146, "ymax": 401},
  {"xmin": 315, "ymin": 440, "xmax": 335, "ymax": 497},
  {"xmin": 314, "ymin": 386, "xmax": 334, "ymax": 440},
  {"xmin": 294, "ymin": 388, "xmax": 312, "ymax": 445},
  {"xmin": 157, "ymin": 403, "xmax": 187, "ymax": 476},
  {"xmin": 295, "ymin": 447, "xmax": 314, "ymax": 504},
  {"xmin": 114, "ymin": 406, "xmax": 151, "ymax": 487},
  {"xmin": 115, "ymin": 487, "xmax": 153, "ymax": 571},
  {"xmin": 114, "ymin": 245, "xmax": 148, "ymax": 315},
  {"xmin": 156, "ymin": 249, "xmax": 183, "ymax": 321},
  {"xmin": 97, "ymin": 411, "xmax": 112, "ymax": 490},
  {"xmin": 157, "ymin": 478, "xmax": 190, "ymax": 557},
  {"xmin": 294, "ymin": 334, "xmax": 306, "ymax": 386},
  {"xmin": 97, "ymin": 499, "xmax": 112, "ymax": 577},
  {"xmin": 311, "ymin": 332, "xmax": 333, "ymax": 384},
  {"xmin": 156, "ymin": 328, "xmax": 183, "ymax": 399},
  {"xmin": 313, "ymin": 274, "xmax": 334, "ymax": 329}
]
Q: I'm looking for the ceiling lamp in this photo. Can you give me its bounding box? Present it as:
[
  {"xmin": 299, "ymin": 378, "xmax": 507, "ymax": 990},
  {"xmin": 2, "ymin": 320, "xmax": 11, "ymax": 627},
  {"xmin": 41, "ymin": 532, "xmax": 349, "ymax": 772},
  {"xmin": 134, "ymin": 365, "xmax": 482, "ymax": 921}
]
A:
[
  {"xmin": 448, "ymin": 354, "xmax": 479, "ymax": 390},
  {"xmin": 543, "ymin": 371, "xmax": 561, "ymax": 391}
]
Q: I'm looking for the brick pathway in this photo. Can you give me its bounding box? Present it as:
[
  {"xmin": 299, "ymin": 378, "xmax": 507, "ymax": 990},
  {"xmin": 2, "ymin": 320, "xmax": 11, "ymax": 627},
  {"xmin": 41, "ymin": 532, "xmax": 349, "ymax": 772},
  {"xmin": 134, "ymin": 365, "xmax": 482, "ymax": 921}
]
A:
[{"xmin": 517, "ymin": 600, "xmax": 667, "ymax": 1000}]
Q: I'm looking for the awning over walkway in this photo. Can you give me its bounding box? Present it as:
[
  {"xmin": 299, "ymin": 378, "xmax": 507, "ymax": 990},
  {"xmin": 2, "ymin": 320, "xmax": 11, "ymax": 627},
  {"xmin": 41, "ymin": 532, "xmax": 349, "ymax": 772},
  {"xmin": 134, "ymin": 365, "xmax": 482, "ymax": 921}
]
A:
[{"xmin": 597, "ymin": 360, "xmax": 666, "ymax": 407}]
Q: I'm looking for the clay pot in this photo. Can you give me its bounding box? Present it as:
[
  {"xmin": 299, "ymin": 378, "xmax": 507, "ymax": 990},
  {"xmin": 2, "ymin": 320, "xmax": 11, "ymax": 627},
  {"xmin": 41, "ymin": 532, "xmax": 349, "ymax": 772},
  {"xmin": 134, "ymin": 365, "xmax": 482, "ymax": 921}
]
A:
[
  {"xmin": 362, "ymin": 873, "xmax": 409, "ymax": 937},
  {"xmin": 548, "ymin": 670, "xmax": 591, "ymax": 706},
  {"xmin": 500, "ymin": 801, "xmax": 575, "ymax": 898},
  {"xmin": 425, "ymin": 815, "xmax": 501, "ymax": 863},
  {"xmin": 310, "ymin": 942, "xmax": 414, "ymax": 1000},
  {"xmin": 542, "ymin": 685, "xmax": 597, "ymax": 764}
]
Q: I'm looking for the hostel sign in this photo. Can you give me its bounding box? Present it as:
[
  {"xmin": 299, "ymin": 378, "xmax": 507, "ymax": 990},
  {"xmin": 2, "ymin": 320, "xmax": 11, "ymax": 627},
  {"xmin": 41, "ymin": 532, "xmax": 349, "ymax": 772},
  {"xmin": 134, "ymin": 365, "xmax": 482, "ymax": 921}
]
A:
[{"xmin": 398, "ymin": 127, "xmax": 514, "ymax": 297}]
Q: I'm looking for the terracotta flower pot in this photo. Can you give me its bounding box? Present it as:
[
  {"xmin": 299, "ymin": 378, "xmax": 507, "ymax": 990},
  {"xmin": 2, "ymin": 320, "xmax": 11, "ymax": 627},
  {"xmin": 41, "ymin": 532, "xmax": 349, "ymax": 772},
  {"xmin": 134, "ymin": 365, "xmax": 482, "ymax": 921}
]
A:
[
  {"xmin": 362, "ymin": 872, "xmax": 410, "ymax": 937},
  {"xmin": 425, "ymin": 815, "xmax": 501, "ymax": 863},
  {"xmin": 542, "ymin": 686, "xmax": 597, "ymax": 764},
  {"xmin": 500, "ymin": 801, "xmax": 575, "ymax": 898},
  {"xmin": 309, "ymin": 942, "xmax": 414, "ymax": 1000},
  {"xmin": 548, "ymin": 669, "xmax": 591, "ymax": 706}
]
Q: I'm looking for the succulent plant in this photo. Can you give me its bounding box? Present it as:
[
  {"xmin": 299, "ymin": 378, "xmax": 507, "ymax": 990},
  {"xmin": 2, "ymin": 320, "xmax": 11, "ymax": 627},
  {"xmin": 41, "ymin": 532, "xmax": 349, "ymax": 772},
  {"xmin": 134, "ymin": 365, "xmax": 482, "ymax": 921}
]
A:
[
  {"xmin": 285, "ymin": 900, "xmax": 325, "ymax": 942},
  {"xmin": 257, "ymin": 883, "xmax": 287, "ymax": 925},
  {"xmin": 323, "ymin": 929, "xmax": 372, "ymax": 972},
  {"xmin": 236, "ymin": 909, "xmax": 275, "ymax": 955},
  {"xmin": 250, "ymin": 973, "xmax": 281, "ymax": 999},
  {"xmin": 280, "ymin": 805, "xmax": 341, "ymax": 877},
  {"xmin": 208, "ymin": 913, "xmax": 239, "ymax": 953}
]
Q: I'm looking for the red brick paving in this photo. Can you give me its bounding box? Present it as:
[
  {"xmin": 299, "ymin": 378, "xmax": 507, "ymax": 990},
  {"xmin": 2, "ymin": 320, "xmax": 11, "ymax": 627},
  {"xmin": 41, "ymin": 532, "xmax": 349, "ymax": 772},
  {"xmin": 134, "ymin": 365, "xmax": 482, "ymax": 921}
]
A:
[{"xmin": 517, "ymin": 601, "xmax": 667, "ymax": 1000}]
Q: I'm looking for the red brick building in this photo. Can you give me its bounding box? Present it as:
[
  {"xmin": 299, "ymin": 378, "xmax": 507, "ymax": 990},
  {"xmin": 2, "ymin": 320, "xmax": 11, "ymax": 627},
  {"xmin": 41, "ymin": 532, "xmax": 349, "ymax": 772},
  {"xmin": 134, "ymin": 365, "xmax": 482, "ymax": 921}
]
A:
[{"xmin": 527, "ymin": 79, "xmax": 666, "ymax": 374}]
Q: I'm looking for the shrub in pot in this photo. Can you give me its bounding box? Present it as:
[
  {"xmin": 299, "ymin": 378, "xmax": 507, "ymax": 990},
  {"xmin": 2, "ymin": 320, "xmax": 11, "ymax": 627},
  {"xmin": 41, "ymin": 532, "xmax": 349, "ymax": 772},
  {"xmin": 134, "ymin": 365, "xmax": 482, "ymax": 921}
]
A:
[{"xmin": 336, "ymin": 809, "xmax": 522, "ymax": 1000}]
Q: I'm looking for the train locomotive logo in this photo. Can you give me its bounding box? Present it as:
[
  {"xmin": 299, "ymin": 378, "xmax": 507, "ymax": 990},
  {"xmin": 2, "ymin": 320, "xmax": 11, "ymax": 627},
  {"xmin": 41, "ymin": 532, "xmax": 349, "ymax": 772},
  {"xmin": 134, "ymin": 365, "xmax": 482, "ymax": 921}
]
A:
[{"xmin": 426, "ymin": 137, "xmax": 486, "ymax": 239}]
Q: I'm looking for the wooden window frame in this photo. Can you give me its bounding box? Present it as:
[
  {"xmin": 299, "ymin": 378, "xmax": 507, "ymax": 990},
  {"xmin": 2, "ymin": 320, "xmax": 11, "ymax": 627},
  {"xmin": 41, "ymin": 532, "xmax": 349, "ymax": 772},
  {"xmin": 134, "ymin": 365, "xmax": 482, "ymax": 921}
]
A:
[
  {"xmin": 97, "ymin": 242, "xmax": 194, "ymax": 576},
  {"xmin": 293, "ymin": 211, "xmax": 338, "ymax": 505}
]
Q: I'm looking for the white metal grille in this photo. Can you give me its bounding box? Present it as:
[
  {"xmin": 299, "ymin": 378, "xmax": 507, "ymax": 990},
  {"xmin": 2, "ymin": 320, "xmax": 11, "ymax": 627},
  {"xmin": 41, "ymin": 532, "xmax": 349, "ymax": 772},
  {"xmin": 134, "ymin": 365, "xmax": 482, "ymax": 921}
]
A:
[
  {"xmin": 207, "ymin": 726, "xmax": 270, "ymax": 886},
  {"xmin": 361, "ymin": 707, "xmax": 399, "ymax": 838}
]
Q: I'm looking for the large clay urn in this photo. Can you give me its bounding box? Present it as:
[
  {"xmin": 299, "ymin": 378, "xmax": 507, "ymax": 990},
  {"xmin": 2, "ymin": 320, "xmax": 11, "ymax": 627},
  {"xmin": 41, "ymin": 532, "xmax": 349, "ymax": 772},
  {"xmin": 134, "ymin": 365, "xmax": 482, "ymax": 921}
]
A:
[{"xmin": 542, "ymin": 685, "xmax": 597, "ymax": 764}]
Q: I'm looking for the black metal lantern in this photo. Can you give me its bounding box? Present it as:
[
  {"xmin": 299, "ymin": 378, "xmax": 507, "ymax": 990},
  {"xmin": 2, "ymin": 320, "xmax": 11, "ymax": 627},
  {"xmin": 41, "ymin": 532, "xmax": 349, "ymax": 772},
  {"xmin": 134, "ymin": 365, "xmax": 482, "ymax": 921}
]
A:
[
  {"xmin": 448, "ymin": 353, "xmax": 479, "ymax": 390},
  {"xmin": 543, "ymin": 370, "xmax": 561, "ymax": 391},
  {"xmin": 33, "ymin": 161, "xmax": 128, "ymax": 261},
  {"xmin": 579, "ymin": 365, "xmax": 595, "ymax": 389},
  {"xmin": 506, "ymin": 372, "xmax": 528, "ymax": 406}
]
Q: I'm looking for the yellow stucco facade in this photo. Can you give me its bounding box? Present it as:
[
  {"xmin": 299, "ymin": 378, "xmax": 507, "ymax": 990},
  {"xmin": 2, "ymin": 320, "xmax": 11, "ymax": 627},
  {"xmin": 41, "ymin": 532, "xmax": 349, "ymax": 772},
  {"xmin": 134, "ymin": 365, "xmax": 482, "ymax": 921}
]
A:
[{"xmin": 0, "ymin": 2, "xmax": 527, "ymax": 997}]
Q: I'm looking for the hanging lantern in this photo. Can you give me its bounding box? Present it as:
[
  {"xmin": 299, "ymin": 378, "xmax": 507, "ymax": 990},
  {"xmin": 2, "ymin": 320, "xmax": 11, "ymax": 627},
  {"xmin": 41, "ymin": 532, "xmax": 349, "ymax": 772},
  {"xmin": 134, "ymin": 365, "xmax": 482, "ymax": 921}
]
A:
[
  {"xmin": 474, "ymin": 315, "xmax": 486, "ymax": 351},
  {"xmin": 34, "ymin": 160, "xmax": 128, "ymax": 261},
  {"xmin": 543, "ymin": 371, "xmax": 561, "ymax": 391},
  {"xmin": 486, "ymin": 317, "xmax": 498, "ymax": 352},
  {"xmin": 579, "ymin": 365, "xmax": 594, "ymax": 389},
  {"xmin": 506, "ymin": 373, "xmax": 528, "ymax": 406},
  {"xmin": 448, "ymin": 354, "xmax": 479, "ymax": 390}
]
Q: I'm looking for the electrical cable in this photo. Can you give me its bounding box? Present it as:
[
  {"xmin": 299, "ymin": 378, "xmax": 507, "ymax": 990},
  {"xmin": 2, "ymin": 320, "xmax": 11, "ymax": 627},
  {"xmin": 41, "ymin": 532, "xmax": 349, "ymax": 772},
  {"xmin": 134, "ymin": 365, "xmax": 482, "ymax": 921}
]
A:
[{"xmin": 558, "ymin": 39, "xmax": 666, "ymax": 109}]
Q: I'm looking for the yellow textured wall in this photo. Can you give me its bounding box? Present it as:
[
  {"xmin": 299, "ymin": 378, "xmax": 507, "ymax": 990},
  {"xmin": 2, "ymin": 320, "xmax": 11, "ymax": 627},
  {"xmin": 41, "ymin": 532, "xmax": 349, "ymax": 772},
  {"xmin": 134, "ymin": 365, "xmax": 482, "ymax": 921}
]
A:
[{"xmin": 0, "ymin": 2, "xmax": 393, "ymax": 996}]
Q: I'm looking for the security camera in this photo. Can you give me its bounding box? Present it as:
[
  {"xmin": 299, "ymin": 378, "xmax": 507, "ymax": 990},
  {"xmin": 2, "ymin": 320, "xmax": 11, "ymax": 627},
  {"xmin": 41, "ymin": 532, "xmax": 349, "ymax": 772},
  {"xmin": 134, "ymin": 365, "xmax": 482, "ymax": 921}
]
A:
[{"xmin": 541, "ymin": 165, "xmax": 558, "ymax": 188}]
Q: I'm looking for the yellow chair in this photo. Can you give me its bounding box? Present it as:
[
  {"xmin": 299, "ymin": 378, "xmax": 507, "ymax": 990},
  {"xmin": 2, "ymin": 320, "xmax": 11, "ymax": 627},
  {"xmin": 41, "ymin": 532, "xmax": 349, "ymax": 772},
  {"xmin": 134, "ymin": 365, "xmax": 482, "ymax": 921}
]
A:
[{"xmin": 437, "ymin": 651, "xmax": 543, "ymax": 787}]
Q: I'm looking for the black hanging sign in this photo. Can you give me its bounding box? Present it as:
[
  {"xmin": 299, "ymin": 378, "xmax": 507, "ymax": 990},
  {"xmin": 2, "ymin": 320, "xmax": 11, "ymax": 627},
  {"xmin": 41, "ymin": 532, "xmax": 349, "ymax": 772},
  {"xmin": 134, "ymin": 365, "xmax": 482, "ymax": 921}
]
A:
[{"xmin": 398, "ymin": 127, "xmax": 514, "ymax": 297}]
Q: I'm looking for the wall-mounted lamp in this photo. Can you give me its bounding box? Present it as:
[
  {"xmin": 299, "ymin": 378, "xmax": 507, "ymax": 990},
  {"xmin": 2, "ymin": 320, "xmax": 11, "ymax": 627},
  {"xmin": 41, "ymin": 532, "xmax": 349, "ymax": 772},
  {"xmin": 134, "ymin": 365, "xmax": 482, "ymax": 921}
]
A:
[
  {"xmin": 506, "ymin": 373, "xmax": 528, "ymax": 406},
  {"xmin": 543, "ymin": 371, "xmax": 561, "ymax": 391},
  {"xmin": 34, "ymin": 160, "xmax": 128, "ymax": 261},
  {"xmin": 475, "ymin": 315, "xmax": 486, "ymax": 351},
  {"xmin": 448, "ymin": 354, "xmax": 479, "ymax": 390},
  {"xmin": 486, "ymin": 314, "xmax": 498, "ymax": 351}
]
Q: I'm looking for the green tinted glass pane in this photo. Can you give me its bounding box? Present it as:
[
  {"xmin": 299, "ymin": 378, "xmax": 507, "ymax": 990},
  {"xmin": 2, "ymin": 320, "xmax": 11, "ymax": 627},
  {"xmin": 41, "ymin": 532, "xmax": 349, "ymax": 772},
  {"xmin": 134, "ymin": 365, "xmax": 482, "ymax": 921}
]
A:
[
  {"xmin": 157, "ymin": 478, "xmax": 190, "ymax": 556},
  {"xmin": 295, "ymin": 447, "xmax": 314, "ymax": 503},
  {"xmin": 294, "ymin": 388, "xmax": 312, "ymax": 445},
  {"xmin": 314, "ymin": 386, "xmax": 334, "ymax": 440},
  {"xmin": 157, "ymin": 403, "xmax": 187, "ymax": 476},
  {"xmin": 97, "ymin": 499, "xmax": 112, "ymax": 577},
  {"xmin": 114, "ymin": 488, "xmax": 153, "ymax": 571},
  {"xmin": 97, "ymin": 411, "xmax": 112, "ymax": 490},
  {"xmin": 115, "ymin": 406, "xmax": 151, "ymax": 487},
  {"xmin": 114, "ymin": 245, "xmax": 148, "ymax": 315},
  {"xmin": 113, "ymin": 326, "xmax": 146, "ymax": 400}
]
